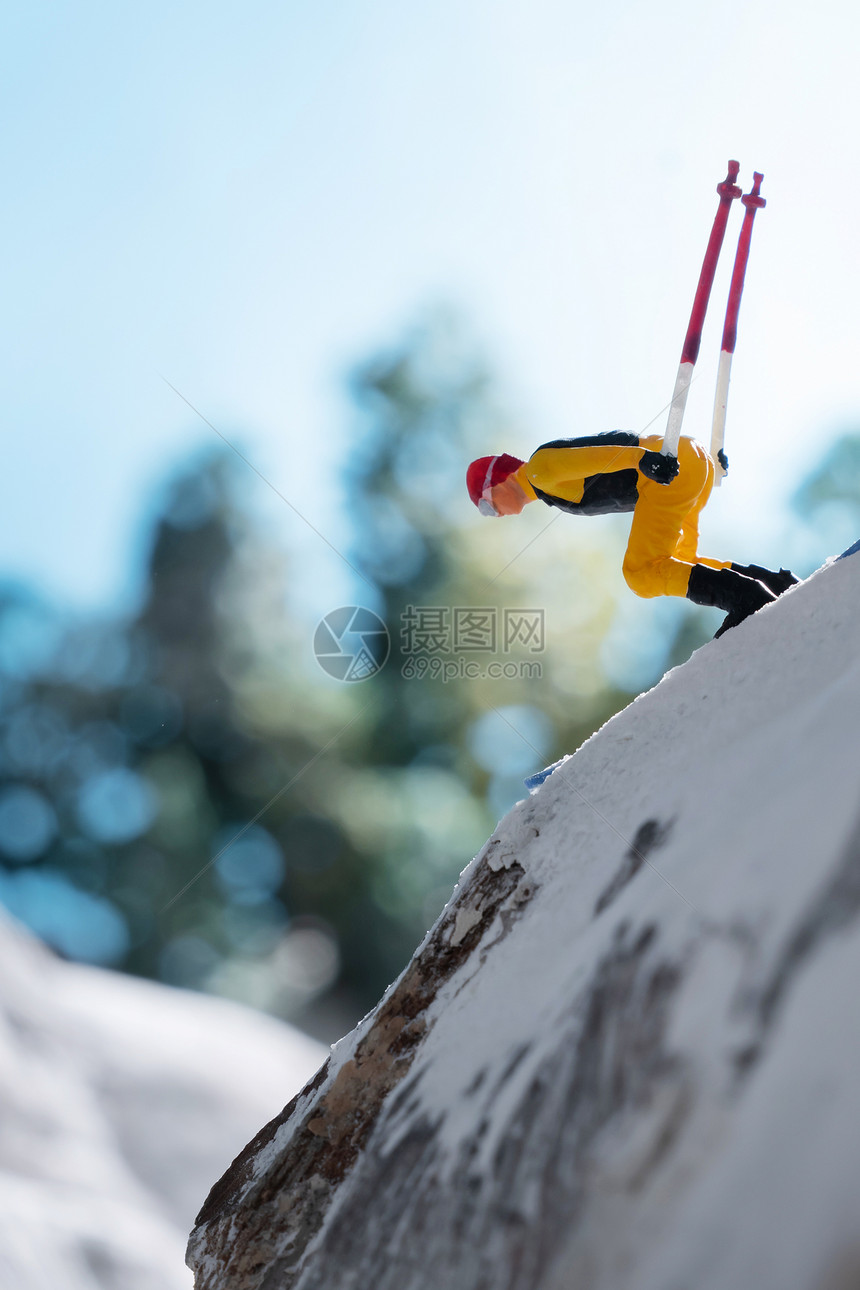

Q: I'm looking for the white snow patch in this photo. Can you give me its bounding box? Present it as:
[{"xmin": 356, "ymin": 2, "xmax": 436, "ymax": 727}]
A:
[
  {"xmin": 450, "ymin": 907, "xmax": 483, "ymax": 947},
  {"xmin": 298, "ymin": 553, "xmax": 860, "ymax": 1290},
  {"xmin": 0, "ymin": 913, "xmax": 327, "ymax": 1290}
]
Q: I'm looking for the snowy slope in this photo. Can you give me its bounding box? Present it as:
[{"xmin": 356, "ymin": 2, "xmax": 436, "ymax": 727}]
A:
[
  {"xmin": 189, "ymin": 553, "xmax": 860, "ymax": 1290},
  {"xmin": 0, "ymin": 915, "xmax": 326, "ymax": 1290}
]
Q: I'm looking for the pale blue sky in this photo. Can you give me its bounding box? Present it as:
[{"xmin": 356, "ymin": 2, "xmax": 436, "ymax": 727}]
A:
[{"xmin": 4, "ymin": 0, "xmax": 860, "ymax": 618}]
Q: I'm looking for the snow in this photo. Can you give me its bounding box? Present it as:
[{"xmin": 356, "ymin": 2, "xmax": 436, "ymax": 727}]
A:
[
  {"xmin": 189, "ymin": 549, "xmax": 860, "ymax": 1290},
  {"xmin": 0, "ymin": 913, "xmax": 327, "ymax": 1290},
  {"xmin": 410, "ymin": 555, "xmax": 859, "ymax": 1142}
]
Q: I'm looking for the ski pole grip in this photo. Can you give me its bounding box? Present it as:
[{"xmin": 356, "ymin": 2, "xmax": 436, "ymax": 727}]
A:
[
  {"xmin": 743, "ymin": 171, "xmax": 766, "ymax": 211},
  {"xmin": 717, "ymin": 160, "xmax": 742, "ymax": 202}
]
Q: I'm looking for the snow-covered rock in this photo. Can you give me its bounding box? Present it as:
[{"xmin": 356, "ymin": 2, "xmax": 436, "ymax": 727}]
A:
[
  {"xmin": 0, "ymin": 914, "xmax": 326, "ymax": 1290},
  {"xmin": 188, "ymin": 552, "xmax": 860, "ymax": 1290}
]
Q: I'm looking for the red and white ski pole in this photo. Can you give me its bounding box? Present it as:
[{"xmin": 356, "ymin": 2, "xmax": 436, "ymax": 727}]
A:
[
  {"xmin": 710, "ymin": 172, "xmax": 766, "ymax": 484},
  {"xmin": 661, "ymin": 161, "xmax": 742, "ymax": 459}
]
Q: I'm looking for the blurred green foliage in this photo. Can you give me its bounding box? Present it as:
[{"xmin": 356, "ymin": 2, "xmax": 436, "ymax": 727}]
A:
[
  {"xmin": 791, "ymin": 432, "xmax": 860, "ymax": 555},
  {"xmin": 2, "ymin": 315, "xmax": 791, "ymax": 1041}
]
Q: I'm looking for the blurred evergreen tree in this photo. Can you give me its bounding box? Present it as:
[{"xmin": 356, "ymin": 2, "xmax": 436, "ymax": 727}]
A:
[
  {"xmin": 329, "ymin": 314, "xmax": 648, "ymax": 970},
  {"xmin": 0, "ymin": 313, "xmax": 721, "ymax": 1039},
  {"xmin": 792, "ymin": 432, "xmax": 860, "ymax": 552},
  {"xmin": 0, "ymin": 456, "xmax": 371, "ymax": 1029}
]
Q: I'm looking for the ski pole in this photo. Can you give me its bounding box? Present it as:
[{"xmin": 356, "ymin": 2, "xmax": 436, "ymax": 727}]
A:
[
  {"xmin": 710, "ymin": 172, "xmax": 766, "ymax": 485},
  {"xmin": 661, "ymin": 161, "xmax": 742, "ymax": 459}
]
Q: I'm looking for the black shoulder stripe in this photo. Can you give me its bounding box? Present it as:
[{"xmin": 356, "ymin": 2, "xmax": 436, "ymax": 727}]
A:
[{"xmin": 535, "ymin": 431, "xmax": 640, "ymax": 452}]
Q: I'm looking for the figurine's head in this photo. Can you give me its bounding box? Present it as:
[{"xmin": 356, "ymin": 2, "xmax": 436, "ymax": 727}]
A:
[{"xmin": 466, "ymin": 454, "xmax": 528, "ymax": 516}]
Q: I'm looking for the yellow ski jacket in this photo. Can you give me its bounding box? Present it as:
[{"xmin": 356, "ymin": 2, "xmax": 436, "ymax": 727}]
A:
[
  {"xmin": 515, "ymin": 432, "xmax": 728, "ymax": 599},
  {"xmin": 515, "ymin": 431, "xmax": 664, "ymax": 514}
]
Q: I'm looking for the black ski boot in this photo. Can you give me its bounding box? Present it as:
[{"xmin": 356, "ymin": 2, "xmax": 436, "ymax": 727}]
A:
[
  {"xmin": 686, "ymin": 564, "xmax": 777, "ymax": 638},
  {"xmin": 730, "ymin": 563, "xmax": 798, "ymax": 597}
]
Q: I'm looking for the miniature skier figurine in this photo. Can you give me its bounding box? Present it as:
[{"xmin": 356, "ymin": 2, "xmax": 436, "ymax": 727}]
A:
[
  {"xmin": 466, "ymin": 435, "xmax": 796, "ymax": 637},
  {"xmin": 467, "ymin": 163, "xmax": 797, "ymax": 639}
]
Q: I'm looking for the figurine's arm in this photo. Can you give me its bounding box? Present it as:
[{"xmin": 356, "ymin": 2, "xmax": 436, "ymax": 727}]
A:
[{"xmin": 526, "ymin": 442, "xmax": 644, "ymax": 492}]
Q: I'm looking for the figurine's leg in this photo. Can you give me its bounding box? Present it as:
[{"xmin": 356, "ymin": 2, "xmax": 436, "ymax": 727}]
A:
[
  {"xmin": 675, "ymin": 452, "xmax": 726, "ymax": 570},
  {"xmin": 622, "ymin": 439, "xmax": 729, "ymax": 598}
]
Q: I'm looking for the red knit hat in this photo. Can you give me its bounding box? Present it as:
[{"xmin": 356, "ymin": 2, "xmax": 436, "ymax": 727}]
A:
[{"xmin": 466, "ymin": 454, "xmax": 525, "ymax": 509}]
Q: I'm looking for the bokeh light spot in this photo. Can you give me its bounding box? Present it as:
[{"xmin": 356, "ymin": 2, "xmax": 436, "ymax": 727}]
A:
[
  {"xmin": 214, "ymin": 825, "xmax": 285, "ymax": 900},
  {"xmin": 0, "ymin": 868, "xmax": 128, "ymax": 964},
  {"xmin": 3, "ymin": 705, "xmax": 69, "ymax": 776},
  {"xmin": 77, "ymin": 768, "xmax": 158, "ymax": 844},
  {"xmin": 0, "ymin": 599, "xmax": 61, "ymax": 679},
  {"xmin": 468, "ymin": 705, "xmax": 553, "ymax": 777},
  {"xmin": 0, "ymin": 786, "xmax": 57, "ymax": 862}
]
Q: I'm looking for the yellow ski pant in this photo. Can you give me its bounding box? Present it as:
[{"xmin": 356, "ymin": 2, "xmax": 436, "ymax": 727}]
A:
[{"xmin": 622, "ymin": 437, "xmax": 730, "ymax": 599}]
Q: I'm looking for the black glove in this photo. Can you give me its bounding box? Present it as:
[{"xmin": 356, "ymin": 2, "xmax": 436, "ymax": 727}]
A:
[
  {"xmin": 638, "ymin": 450, "xmax": 679, "ymax": 486},
  {"xmin": 717, "ymin": 449, "xmax": 729, "ymax": 475}
]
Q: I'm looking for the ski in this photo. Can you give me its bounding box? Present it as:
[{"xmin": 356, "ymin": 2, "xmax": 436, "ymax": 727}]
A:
[
  {"xmin": 710, "ymin": 172, "xmax": 766, "ymax": 484},
  {"xmin": 661, "ymin": 161, "xmax": 742, "ymax": 459},
  {"xmin": 524, "ymin": 757, "xmax": 567, "ymax": 792}
]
